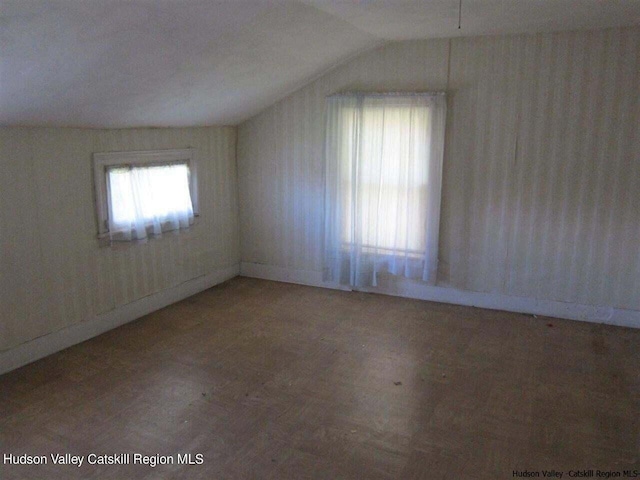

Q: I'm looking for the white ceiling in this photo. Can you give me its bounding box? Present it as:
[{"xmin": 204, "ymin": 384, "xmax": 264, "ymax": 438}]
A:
[{"xmin": 2, "ymin": 0, "xmax": 639, "ymax": 128}]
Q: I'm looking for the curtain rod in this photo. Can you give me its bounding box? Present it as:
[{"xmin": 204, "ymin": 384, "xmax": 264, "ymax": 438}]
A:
[{"xmin": 327, "ymin": 91, "xmax": 446, "ymax": 98}]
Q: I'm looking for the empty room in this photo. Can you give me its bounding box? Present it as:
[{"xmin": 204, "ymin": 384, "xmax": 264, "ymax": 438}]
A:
[{"xmin": 1, "ymin": 1, "xmax": 639, "ymax": 478}]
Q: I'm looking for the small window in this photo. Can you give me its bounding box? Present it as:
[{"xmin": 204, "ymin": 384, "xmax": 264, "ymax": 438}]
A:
[{"xmin": 93, "ymin": 148, "xmax": 198, "ymax": 244}]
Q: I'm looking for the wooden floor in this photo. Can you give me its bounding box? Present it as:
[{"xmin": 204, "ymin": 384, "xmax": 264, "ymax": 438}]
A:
[{"xmin": 1, "ymin": 277, "xmax": 639, "ymax": 479}]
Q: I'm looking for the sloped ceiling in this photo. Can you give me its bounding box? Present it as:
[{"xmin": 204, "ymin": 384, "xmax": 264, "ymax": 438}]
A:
[{"xmin": 2, "ymin": 0, "xmax": 640, "ymax": 128}]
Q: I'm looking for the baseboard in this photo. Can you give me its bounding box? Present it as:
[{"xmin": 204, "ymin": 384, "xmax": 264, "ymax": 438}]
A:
[
  {"xmin": 0, "ymin": 264, "xmax": 240, "ymax": 375},
  {"xmin": 240, "ymin": 262, "xmax": 350, "ymax": 291},
  {"xmin": 240, "ymin": 262, "xmax": 640, "ymax": 329}
]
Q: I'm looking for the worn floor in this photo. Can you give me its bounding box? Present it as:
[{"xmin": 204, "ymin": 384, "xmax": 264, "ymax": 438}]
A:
[{"xmin": 1, "ymin": 277, "xmax": 639, "ymax": 479}]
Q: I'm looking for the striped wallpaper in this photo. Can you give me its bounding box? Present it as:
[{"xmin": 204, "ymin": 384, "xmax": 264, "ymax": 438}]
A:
[
  {"xmin": 0, "ymin": 127, "xmax": 239, "ymax": 351},
  {"xmin": 1, "ymin": 26, "xmax": 638, "ymax": 354},
  {"xmin": 238, "ymin": 26, "xmax": 640, "ymax": 311}
]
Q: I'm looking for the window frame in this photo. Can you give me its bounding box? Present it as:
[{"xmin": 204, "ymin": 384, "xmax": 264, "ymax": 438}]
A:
[
  {"xmin": 323, "ymin": 91, "xmax": 447, "ymax": 287},
  {"xmin": 337, "ymin": 99, "xmax": 433, "ymax": 256},
  {"xmin": 92, "ymin": 148, "xmax": 198, "ymax": 242}
]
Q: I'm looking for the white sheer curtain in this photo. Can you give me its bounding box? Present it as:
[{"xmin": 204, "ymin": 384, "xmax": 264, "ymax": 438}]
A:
[
  {"xmin": 107, "ymin": 162, "xmax": 194, "ymax": 242},
  {"xmin": 323, "ymin": 93, "xmax": 446, "ymax": 287}
]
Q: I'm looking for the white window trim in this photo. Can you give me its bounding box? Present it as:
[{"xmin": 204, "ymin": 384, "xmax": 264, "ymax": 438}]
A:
[{"xmin": 92, "ymin": 148, "xmax": 198, "ymax": 242}]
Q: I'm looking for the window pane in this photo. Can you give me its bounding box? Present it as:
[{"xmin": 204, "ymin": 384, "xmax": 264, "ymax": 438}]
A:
[
  {"xmin": 324, "ymin": 93, "xmax": 446, "ymax": 286},
  {"xmin": 108, "ymin": 167, "xmax": 137, "ymax": 225},
  {"xmin": 107, "ymin": 163, "xmax": 193, "ymax": 229},
  {"xmin": 340, "ymin": 101, "xmax": 430, "ymax": 254}
]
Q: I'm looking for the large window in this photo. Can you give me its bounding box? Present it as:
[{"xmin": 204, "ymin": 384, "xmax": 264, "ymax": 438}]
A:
[
  {"xmin": 93, "ymin": 148, "xmax": 197, "ymax": 244},
  {"xmin": 324, "ymin": 93, "xmax": 446, "ymax": 287}
]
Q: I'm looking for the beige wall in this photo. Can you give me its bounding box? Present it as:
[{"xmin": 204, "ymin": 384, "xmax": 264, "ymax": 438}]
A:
[
  {"xmin": 0, "ymin": 127, "xmax": 239, "ymax": 352},
  {"xmin": 1, "ymin": 26, "xmax": 639, "ymax": 360},
  {"xmin": 238, "ymin": 26, "xmax": 640, "ymax": 311}
]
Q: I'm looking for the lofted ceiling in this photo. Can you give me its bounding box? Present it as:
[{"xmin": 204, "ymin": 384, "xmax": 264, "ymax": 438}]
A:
[{"xmin": 2, "ymin": 0, "xmax": 640, "ymax": 128}]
